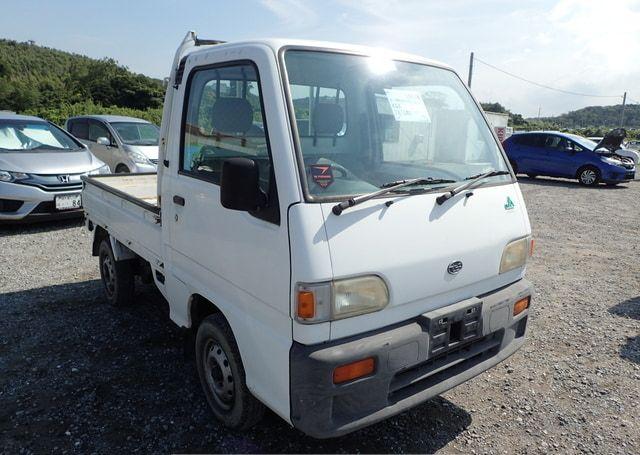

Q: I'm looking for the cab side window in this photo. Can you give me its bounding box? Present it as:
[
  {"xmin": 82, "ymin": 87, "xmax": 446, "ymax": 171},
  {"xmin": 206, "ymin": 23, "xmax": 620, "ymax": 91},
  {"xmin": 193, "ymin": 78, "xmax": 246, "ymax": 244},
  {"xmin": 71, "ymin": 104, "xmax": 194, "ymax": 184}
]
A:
[
  {"xmin": 544, "ymin": 135, "xmax": 567, "ymax": 150},
  {"xmin": 181, "ymin": 63, "xmax": 272, "ymax": 193}
]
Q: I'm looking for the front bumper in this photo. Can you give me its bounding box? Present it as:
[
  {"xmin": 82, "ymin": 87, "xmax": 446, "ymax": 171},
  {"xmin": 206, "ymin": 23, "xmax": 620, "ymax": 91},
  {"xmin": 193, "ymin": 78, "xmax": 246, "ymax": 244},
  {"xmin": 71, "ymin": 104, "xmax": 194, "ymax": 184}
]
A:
[
  {"xmin": 0, "ymin": 181, "xmax": 83, "ymax": 221},
  {"xmin": 290, "ymin": 278, "xmax": 532, "ymax": 438},
  {"xmin": 602, "ymin": 169, "xmax": 635, "ymax": 183}
]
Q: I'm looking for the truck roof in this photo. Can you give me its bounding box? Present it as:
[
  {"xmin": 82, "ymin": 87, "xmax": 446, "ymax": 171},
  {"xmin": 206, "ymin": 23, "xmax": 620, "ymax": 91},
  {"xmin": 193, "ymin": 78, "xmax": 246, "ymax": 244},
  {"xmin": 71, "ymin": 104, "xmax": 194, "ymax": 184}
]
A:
[{"xmin": 184, "ymin": 37, "xmax": 453, "ymax": 71}]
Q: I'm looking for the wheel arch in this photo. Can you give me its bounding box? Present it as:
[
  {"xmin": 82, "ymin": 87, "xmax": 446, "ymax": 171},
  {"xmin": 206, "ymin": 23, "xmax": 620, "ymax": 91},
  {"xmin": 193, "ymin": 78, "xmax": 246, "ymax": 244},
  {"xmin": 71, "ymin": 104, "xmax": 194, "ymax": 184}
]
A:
[
  {"xmin": 189, "ymin": 294, "xmax": 224, "ymax": 330},
  {"xmin": 575, "ymin": 164, "xmax": 600, "ymax": 180},
  {"xmin": 92, "ymin": 225, "xmax": 109, "ymax": 256}
]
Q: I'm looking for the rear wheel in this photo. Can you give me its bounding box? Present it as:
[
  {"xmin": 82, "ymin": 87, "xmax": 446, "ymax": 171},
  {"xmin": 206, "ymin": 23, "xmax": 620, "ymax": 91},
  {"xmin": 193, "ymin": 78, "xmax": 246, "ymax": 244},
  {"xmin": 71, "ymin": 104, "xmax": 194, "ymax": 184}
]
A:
[
  {"xmin": 115, "ymin": 164, "xmax": 130, "ymax": 174},
  {"xmin": 98, "ymin": 239, "xmax": 135, "ymax": 306},
  {"xmin": 195, "ymin": 313, "xmax": 265, "ymax": 430},
  {"xmin": 577, "ymin": 166, "xmax": 600, "ymax": 186}
]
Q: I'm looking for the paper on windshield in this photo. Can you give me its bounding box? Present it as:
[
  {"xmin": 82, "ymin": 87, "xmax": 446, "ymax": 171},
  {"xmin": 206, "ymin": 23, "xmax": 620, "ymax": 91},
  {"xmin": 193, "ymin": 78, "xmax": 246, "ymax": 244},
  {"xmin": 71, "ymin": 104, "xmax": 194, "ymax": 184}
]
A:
[{"xmin": 384, "ymin": 89, "xmax": 431, "ymax": 122}]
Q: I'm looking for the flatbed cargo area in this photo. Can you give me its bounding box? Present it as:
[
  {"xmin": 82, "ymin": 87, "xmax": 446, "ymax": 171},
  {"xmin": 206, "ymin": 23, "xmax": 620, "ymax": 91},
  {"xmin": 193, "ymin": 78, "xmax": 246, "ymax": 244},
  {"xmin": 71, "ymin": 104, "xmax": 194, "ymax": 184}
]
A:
[
  {"xmin": 82, "ymin": 172, "xmax": 162, "ymax": 267},
  {"xmin": 84, "ymin": 173, "xmax": 159, "ymax": 213}
]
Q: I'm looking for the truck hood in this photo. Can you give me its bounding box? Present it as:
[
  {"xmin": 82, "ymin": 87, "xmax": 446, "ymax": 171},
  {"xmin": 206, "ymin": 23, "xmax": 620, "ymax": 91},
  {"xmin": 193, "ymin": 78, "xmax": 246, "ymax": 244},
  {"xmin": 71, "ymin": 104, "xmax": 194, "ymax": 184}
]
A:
[
  {"xmin": 321, "ymin": 182, "xmax": 531, "ymax": 340},
  {"xmin": 0, "ymin": 149, "xmax": 105, "ymax": 174},
  {"xmin": 124, "ymin": 144, "xmax": 159, "ymax": 160}
]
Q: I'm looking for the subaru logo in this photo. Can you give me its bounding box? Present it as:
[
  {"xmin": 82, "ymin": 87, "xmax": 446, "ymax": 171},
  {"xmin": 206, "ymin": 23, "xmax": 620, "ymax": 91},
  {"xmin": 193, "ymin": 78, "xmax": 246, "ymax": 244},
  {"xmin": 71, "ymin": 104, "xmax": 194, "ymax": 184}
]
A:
[
  {"xmin": 447, "ymin": 261, "xmax": 463, "ymax": 275},
  {"xmin": 58, "ymin": 175, "xmax": 70, "ymax": 183}
]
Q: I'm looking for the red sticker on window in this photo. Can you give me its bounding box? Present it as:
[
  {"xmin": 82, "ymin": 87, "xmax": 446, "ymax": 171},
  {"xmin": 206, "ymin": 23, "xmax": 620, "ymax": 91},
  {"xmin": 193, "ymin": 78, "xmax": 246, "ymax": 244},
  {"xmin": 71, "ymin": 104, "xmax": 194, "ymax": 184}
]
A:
[{"xmin": 310, "ymin": 164, "xmax": 334, "ymax": 188}]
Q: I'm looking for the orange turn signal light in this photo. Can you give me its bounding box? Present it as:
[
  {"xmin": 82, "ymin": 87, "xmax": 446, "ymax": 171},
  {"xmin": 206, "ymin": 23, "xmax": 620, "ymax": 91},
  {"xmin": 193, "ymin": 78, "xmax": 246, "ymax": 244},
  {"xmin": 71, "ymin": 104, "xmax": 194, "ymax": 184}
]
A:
[
  {"xmin": 297, "ymin": 290, "xmax": 315, "ymax": 319},
  {"xmin": 333, "ymin": 357, "xmax": 375, "ymax": 384},
  {"xmin": 513, "ymin": 296, "xmax": 530, "ymax": 316}
]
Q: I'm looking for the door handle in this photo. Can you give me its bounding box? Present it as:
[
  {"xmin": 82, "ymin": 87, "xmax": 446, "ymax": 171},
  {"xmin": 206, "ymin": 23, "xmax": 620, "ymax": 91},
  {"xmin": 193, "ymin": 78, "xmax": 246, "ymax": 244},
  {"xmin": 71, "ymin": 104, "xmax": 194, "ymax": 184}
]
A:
[{"xmin": 173, "ymin": 195, "xmax": 185, "ymax": 206}]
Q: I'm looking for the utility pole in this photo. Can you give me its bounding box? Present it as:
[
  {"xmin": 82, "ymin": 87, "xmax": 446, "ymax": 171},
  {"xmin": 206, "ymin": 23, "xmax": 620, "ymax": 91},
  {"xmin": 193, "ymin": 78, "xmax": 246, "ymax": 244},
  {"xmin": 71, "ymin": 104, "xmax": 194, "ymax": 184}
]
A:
[
  {"xmin": 467, "ymin": 52, "xmax": 474, "ymax": 88},
  {"xmin": 537, "ymin": 106, "xmax": 541, "ymax": 119},
  {"xmin": 620, "ymin": 92, "xmax": 627, "ymax": 128}
]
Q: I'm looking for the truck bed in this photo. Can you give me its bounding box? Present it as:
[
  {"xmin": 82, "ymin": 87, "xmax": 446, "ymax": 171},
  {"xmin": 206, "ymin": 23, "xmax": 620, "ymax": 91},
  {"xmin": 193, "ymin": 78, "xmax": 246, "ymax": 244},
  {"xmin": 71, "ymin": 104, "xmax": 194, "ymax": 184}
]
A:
[{"xmin": 82, "ymin": 173, "xmax": 162, "ymax": 267}]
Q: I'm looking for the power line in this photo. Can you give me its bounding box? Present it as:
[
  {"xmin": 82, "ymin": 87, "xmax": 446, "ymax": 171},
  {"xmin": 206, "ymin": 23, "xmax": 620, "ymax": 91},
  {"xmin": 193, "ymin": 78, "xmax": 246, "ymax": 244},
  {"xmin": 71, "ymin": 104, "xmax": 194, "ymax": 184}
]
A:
[{"xmin": 474, "ymin": 57, "xmax": 622, "ymax": 99}]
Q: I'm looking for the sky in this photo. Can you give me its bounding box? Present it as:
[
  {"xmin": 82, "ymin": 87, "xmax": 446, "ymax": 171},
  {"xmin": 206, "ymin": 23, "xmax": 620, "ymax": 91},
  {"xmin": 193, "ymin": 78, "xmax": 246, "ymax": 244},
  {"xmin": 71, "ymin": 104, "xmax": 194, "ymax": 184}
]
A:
[{"xmin": 1, "ymin": 0, "xmax": 638, "ymax": 117}]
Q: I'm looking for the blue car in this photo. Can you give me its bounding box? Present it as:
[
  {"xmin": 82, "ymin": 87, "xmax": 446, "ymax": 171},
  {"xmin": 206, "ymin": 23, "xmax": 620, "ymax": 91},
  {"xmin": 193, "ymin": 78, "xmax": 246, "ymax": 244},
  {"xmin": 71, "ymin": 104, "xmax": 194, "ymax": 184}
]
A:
[{"xmin": 503, "ymin": 131, "xmax": 635, "ymax": 186}]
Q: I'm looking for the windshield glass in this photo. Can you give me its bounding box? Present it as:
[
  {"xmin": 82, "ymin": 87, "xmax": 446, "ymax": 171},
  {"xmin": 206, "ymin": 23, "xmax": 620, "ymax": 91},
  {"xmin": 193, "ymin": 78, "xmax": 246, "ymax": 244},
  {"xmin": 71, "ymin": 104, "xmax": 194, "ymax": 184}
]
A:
[
  {"xmin": 567, "ymin": 134, "xmax": 598, "ymax": 150},
  {"xmin": 111, "ymin": 122, "xmax": 159, "ymax": 145},
  {"xmin": 284, "ymin": 50, "xmax": 510, "ymax": 200},
  {"xmin": 0, "ymin": 120, "xmax": 81, "ymax": 152}
]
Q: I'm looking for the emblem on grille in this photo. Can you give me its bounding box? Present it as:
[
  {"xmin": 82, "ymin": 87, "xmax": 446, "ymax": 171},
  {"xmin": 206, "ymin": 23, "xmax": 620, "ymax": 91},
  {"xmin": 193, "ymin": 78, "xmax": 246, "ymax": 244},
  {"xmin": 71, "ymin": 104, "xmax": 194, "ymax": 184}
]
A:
[
  {"xmin": 447, "ymin": 261, "xmax": 463, "ymax": 275},
  {"xmin": 58, "ymin": 175, "xmax": 70, "ymax": 183}
]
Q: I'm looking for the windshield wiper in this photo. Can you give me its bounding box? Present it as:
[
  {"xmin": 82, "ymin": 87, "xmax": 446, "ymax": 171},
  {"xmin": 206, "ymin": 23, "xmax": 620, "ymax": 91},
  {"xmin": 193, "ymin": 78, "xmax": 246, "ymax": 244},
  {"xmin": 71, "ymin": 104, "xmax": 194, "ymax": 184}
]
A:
[
  {"xmin": 435, "ymin": 170, "xmax": 510, "ymax": 205},
  {"xmin": 332, "ymin": 177, "xmax": 455, "ymax": 216}
]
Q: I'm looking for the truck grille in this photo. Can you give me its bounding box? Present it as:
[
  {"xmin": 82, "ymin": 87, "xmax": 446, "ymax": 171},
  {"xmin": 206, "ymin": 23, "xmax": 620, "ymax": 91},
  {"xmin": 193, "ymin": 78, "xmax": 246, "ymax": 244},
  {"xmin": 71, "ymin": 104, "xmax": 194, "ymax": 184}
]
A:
[{"xmin": 388, "ymin": 330, "xmax": 503, "ymax": 403}]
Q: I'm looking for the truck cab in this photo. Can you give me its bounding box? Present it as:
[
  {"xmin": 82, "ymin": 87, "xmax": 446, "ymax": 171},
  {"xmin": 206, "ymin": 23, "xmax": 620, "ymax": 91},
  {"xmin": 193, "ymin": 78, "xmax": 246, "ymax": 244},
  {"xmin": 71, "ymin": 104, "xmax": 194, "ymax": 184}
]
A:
[{"xmin": 82, "ymin": 32, "xmax": 533, "ymax": 438}]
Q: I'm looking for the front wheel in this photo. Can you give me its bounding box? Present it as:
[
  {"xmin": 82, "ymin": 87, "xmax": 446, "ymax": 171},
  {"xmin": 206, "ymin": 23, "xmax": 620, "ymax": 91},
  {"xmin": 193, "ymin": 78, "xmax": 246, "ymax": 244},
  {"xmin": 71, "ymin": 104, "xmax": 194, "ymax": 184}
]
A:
[
  {"xmin": 195, "ymin": 314, "xmax": 265, "ymax": 430},
  {"xmin": 577, "ymin": 167, "xmax": 600, "ymax": 186}
]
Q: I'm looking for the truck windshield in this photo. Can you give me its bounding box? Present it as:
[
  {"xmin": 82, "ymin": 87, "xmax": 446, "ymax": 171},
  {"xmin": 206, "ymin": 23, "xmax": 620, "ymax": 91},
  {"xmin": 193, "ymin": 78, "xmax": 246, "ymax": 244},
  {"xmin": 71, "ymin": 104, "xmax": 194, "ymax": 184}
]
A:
[
  {"xmin": 283, "ymin": 50, "xmax": 510, "ymax": 200},
  {"xmin": 111, "ymin": 122, "xmax": 159, "ymax": 146},
  {"xmin": 0, "ymin": 120, "xmax": 82, "ymax": 152}
]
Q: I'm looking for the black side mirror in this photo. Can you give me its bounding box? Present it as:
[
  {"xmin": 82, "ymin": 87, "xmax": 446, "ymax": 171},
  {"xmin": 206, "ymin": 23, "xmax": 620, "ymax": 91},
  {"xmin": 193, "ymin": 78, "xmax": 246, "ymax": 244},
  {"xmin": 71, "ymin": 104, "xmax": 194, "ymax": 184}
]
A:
[{"xmin": 220, "ymin": 157, "xmax": 266, "ymax": 211}]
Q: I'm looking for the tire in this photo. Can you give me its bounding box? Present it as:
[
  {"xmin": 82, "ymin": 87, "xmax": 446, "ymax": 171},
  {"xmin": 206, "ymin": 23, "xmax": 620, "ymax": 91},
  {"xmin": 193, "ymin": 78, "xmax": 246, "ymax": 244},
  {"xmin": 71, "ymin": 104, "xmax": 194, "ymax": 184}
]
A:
[
  {"xmin": 577, "ymin": 166, "xmax": 600, "ymax": 186},
  {"xmin": 115, "ymin": 165, "xmax": 130, "ymax": 174},
  {"xmin": 527, "ymin": 174, "xmax": 538, "ymax": 179},
  {"xmin": 98, "ymin": 239, "xmax": 135, "ymax": 306},
  {"xmin": 195, "ymin": 313, "xmax": 265, "ymax": 430}
]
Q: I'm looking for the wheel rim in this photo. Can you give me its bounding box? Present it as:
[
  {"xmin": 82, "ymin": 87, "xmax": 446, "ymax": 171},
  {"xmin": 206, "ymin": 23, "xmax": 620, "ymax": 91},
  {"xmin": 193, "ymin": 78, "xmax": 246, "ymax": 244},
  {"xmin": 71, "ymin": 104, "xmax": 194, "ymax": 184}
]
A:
[
  {"xmin": 203, "ymin": 341, "xmax": 235, "ymax": 411},
  {"xmin": 101, "ymin": 254, "xmax": 116, "ymax": 297},
  {"xmin": 581, "ymin": 169, "xmax": 596, "ymax": 184}
]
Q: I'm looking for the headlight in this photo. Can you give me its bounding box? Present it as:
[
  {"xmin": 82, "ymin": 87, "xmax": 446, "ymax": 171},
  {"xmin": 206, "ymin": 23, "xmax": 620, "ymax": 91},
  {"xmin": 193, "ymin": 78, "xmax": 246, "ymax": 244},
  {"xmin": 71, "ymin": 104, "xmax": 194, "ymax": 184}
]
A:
[
  {"xmin": 602, "ymin": 157, "xmax": 623, "ymax": 167},
  {"xmin": 89, "ymin": 164, "xmax": 111, "ymax": 175},
  {"xmin": 130, "ymin": 150, "xmax": 151, "ymax": 165},
  {"xmin": 0, "ymin": 170, "xmax": 29, "ymax": 183},
  {"xmin": 296, "ymin": 275, "xmax": 389, "ymax": 323},
  {"xmin": 500, "ymin": 236, "xmax": 531, "ymax": 274}
]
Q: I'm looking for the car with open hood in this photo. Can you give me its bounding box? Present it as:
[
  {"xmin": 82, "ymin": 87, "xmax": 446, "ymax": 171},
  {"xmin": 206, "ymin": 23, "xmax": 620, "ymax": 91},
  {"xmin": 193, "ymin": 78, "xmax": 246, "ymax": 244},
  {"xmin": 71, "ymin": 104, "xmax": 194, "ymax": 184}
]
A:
[
  {"xmin": 588, "ymin": 129, "xmax": 640, "ymax": 164},
  {"xmin": 0, "ymin": 113, "xmax": 109, "ymax": 221},
  {"xmin": 503, "ymin": 131, "xmax": 635, "ymax": 186}
]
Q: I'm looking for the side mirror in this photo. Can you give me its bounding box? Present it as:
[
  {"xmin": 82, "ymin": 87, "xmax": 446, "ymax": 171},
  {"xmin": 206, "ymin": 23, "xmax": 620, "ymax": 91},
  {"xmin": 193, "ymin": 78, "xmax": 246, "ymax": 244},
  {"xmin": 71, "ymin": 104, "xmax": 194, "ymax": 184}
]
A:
[
  {"xmin": 96, "ymin": 136, "xmax": 111, "ymax": 146},
  {"xmin": 220, "ymin": 158, "xmax": 266, "ymax": 211}
]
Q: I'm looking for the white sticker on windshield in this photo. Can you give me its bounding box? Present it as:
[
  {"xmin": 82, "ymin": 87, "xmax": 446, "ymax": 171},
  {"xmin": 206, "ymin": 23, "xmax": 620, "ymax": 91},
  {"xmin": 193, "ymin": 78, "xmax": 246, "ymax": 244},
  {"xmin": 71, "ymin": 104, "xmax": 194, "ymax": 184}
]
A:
[{"xmin": 384, "ymin": 89, "xmax": 431, "ymax": 122}]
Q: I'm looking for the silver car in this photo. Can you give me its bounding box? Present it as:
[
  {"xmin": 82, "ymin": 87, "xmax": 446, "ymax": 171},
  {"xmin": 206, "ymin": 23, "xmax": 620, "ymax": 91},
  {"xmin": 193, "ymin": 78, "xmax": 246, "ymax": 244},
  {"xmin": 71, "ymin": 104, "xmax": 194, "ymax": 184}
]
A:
[
  {"xmin": 0, "ymin": 113, "xmax": 109, "ymax": 221},
  {"xmin": 65, "ymin": 115, "xmax": 159, "ymax": 173}
]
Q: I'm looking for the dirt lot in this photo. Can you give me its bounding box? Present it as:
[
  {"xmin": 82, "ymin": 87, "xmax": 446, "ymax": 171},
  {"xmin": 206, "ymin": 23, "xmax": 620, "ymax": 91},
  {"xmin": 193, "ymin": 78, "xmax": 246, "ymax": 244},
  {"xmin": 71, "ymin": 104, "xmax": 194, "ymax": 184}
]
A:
[{"xmin": 1, "ymin": 177, "xmax": 639, "ymax": 454}]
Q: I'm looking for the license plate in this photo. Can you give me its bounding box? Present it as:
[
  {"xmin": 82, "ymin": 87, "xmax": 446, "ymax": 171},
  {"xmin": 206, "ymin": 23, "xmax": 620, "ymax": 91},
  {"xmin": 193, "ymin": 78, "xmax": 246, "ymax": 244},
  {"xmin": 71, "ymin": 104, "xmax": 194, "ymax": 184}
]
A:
[{"xmin": 55, "ymin": 193, "xmax": 82, "ymax": 211}]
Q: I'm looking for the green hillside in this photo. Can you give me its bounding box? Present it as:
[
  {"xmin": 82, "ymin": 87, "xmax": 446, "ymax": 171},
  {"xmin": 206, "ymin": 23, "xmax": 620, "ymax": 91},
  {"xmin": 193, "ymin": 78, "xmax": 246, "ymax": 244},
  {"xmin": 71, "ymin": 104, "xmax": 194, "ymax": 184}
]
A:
[
  {"xmin": 535, "ymin": 104, "xmax": 640, "ymax": 129},
  {"xmin": 0, "ymin": 39, "xmax": 164, "ymax": 125}
]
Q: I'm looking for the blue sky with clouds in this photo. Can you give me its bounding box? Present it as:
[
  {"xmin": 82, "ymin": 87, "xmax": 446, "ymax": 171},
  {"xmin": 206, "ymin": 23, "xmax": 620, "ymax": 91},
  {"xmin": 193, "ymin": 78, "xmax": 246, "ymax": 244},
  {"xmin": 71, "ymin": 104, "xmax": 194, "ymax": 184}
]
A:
[{"xmin": 1, "ymin": 0, "xmax": 638, "ymax": 117}]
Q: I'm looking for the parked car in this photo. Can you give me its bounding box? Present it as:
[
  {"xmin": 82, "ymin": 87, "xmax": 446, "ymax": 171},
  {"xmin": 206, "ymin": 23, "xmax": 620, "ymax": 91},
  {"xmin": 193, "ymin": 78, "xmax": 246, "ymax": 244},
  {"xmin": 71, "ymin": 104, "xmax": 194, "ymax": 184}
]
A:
[
  {"xmin": 626, "ymin": 140, "xmax": 640, "ymax": 151},
  {"xmin": 82, "ymin": 32, "xmax": 533, "ymax": 438},
  {"xmin": 0, "ymin": 113, "xmax": 109, "ymax": 221},
  {"xmin": 503, "ymin": 131, "xmax": 635, "ymax": 186},
  {"xmin": 65, "ymin": 115, "xmax": 159, "ymax": 173}
]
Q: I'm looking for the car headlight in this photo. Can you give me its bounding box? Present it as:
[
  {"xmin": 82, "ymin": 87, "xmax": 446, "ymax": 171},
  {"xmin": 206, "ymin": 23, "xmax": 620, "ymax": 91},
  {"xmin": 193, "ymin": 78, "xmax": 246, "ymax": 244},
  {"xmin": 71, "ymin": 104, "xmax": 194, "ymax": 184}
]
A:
[
  {"xmin": 130, "ymin": 150, "xmax": 151, "ymax": 165},
  {"xmin": 500, "ymin": 236, "xmax": 532, "ymax": 274},
  {"xmin": 88, "ymin": 164, "xmax": 110, "ymax": 175},
  {"xmin": 0, "ymin": 170, "xmax": 29, "ymax": 183},
  {"xmin": 602, "ymin": 157, "xmax": 623, "ymax": 167},
  {"xmin": 296, "ymin": 275, "xmax": 389, "ymax": 323}
]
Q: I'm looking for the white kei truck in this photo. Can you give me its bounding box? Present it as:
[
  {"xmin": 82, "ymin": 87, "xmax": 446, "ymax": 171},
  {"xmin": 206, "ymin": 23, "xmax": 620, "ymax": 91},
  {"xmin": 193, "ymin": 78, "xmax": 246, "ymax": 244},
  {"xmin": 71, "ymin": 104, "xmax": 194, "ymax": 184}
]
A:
[{"xmin": 82, "ymin": 32, "xmax": 534, "ymax": 438}]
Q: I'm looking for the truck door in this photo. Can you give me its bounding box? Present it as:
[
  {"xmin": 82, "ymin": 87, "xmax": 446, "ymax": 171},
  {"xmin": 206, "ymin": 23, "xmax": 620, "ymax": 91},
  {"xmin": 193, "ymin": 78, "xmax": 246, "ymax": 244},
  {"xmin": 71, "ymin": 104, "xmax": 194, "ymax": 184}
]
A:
[{"xmin": 162, "ymin": 48, "xmax": 294, "ymax": 420}]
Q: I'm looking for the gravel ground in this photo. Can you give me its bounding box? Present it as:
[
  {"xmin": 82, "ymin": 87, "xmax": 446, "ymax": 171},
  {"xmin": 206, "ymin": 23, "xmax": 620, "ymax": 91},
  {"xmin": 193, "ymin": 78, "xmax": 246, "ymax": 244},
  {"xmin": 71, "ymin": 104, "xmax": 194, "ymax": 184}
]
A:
[{"xmin": 1, "ymin": 177, "xmax": 639, "ymax": 454}]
